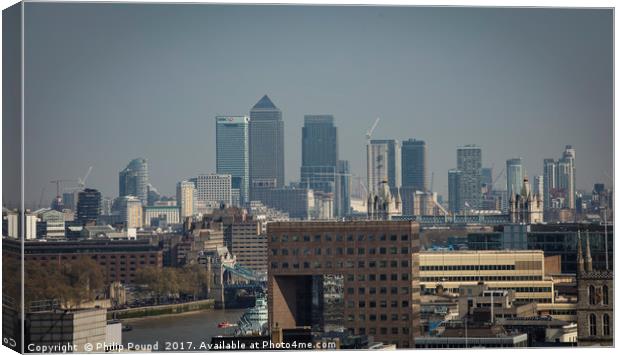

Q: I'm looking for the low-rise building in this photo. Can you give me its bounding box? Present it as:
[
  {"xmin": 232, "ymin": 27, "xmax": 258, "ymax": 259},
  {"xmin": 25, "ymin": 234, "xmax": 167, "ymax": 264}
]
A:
[{"xmin": 420, "ymin": 250, "xmax": 555, "ymax": 304}]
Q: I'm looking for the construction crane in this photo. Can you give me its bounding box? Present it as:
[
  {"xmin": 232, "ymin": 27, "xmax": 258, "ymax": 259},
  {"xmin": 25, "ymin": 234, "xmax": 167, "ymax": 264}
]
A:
[
  {"xmin": 64, "ymin": 166, "xmax": 94, "ymax": 193},
  {"xmin": 78, "ymin": 166, "xmax": 93, "ymax": 189},
  {"xmin": 365, "ymin": 117, "xmax": 380, "ymax": 143}
]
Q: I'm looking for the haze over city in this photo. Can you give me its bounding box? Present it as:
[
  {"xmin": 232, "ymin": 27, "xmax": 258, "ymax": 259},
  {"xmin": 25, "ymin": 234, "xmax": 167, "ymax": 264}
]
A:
[{"xmin": 21, "ymin": 3, "xmax": 612, "ymax": 204}]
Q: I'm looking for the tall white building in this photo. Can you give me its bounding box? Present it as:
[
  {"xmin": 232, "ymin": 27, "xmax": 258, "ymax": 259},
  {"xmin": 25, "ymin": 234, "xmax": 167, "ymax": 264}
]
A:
[
  {"xmin": 193, "ymin": 174, "xmax": 232, "ymax": 207},
  {"xmin": 176, "ymin": 180, "xmax": 196, "ymax": 219},
  {"xmin": 119, "ymin": 196, "xmax": 143, "ymax": 229}
]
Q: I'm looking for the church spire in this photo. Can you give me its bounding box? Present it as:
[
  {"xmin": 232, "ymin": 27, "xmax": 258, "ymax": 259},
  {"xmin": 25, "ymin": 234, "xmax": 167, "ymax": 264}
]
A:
[
  {"xmin": 577, "ymin": 229, "xmax": 585, "ymax": 274},
  {"xmin": 585, "ymin": 230, "xmax": 593, "ymax": 272}
]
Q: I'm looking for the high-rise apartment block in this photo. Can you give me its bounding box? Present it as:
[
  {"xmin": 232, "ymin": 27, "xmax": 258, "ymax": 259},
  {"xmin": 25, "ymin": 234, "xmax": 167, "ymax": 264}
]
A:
[
  {"xmin": 249, "ymin": 95, "xmax": 284, "ymax": 199},
  {"xmin": 119, "ymin": 158, "xmax": 149, "ymax": 205},
  {"xmin": 176, "ymin": 180, "xmax": 196, "ymax": 219},
  {"xmin": 267, "ymin": 220, "xmax": 421, "ymax": 348},
  {"xmin": 401, "ymin": 139, "xmax": 427, "ymax": 192},
  {"xmin": 216, "ymin": 116, "xmax": 250, "ymax": 204}
]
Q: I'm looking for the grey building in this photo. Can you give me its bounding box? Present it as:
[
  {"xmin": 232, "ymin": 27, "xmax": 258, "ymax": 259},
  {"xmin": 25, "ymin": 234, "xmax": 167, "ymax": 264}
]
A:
[
  {"xmin": 456, "ymin": 145, "xmax": 482, "ymax": 210},
  {"xmin": 401, "ymin": 139, "xmax": 427, "ymax": 191},
  {"xmin": 369, "ymin": 139, "xmax": 400, "ymax": 191},
  {"xmin": 448, "ymin": 169, "xmax": 462, "ymax": 213},
  {"xmin": 119, "ymin": 158, "xmax": 148, "ymax": 204},
  {"xmin": 335, "ymin": 160, "xmax": 351, "ymax": 217},
  {"xmin": 216, "ymin": 116, "xmax": 250, "ymax": 204},
  {"xmin": 252, "ymin": 187, "xmax": 314, "ymax": 220},
  {"xmin": 249, "ymin": 95, "xmax": 284, "ymax": 200},
  {"xmin": 301, "ymin": 115, "xmax": 338, "ymax": 167}
]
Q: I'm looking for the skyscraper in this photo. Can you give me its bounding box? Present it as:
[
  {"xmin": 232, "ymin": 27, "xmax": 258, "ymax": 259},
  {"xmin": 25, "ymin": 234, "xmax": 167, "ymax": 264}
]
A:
[
  {"xmin": 401, "ymin": 139, "xmax": 427, "ymax": 191},
  {"xmin": 368, "ymin": 139, "xmax": 400, "ymax": 191},
  {"xmin": 543, "ymin": 158, "xmax": 557, "ymax": 209},
  {"xmin": 249, "ymin": 95, "xmax": 284, "ymax": 200},
  {"xmin": 176, "ymin": 180, "xmax": 196, "ymax": 219},
  {"xmin": 560, "ymin": 145, "xmax": 576, "ymax": 209},
  {"xmin": 76, "ymin": 188, "xmax": 101, "ymax": 225},
  {"xmin": 300, "ymin": 115, "xmax": 338, "ymax": 217},
  {"xmin": 119, "ymin": 158, "xmax": 149, "ymax": 205},
  {"xmin": 216, "ymin": 115, "xmax": 250, "ymax": 204},
  {"xmin": 506, "ymin": 158, "xmax": 525, "ymax": 198},
  {"xmin": 456, "ymin": 145, "xmax": 482, "ymax": 210},
  {"xmin": 301, "ymin": 115, "xmax": 338, "ymax": 167},
  {"xmin": 448, "ymin": 169, "xmax": 462, "ymax": 213}
]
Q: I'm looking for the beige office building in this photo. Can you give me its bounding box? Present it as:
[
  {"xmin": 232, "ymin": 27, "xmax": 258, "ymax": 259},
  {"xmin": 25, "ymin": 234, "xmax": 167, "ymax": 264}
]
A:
[
  {"xmin": 231, "ymin": 222, "xmax": 268, "ymax": 274},
  {"xmin": 420, "ymin": 250, "xmax": 555, "ymax": 304}
]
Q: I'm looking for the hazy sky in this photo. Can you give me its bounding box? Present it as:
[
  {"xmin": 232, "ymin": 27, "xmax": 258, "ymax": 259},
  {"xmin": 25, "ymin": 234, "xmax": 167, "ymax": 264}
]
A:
[{"xmin": 22, "ymin": 3, "xmax": 613, "ymax": 205}]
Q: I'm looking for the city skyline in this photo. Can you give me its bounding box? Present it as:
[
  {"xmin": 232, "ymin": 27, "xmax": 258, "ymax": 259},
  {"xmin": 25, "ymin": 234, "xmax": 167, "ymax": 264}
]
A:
[{"xmin": 18, "ymin": 4, "xmax": 612, "ymax": 205}]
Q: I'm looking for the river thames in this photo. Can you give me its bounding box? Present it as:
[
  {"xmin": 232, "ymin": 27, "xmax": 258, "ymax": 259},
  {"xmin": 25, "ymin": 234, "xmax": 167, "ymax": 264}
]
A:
[{"xmin": 121, "ymin": 308, "xmax": 247, "ymax": 351}]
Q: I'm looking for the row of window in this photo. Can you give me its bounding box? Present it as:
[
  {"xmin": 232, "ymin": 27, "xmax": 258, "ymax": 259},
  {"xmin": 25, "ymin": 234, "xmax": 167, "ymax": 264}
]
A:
[
  {"xmin": 271, "ymin": 246, "xmax": 410, "ymax": 256},
  {"xmin": 347, "ymin": 300, "xmax": 409, "ymax": 308},
  {"xmin": 347, "ymin": 287, "xmax": 410, "ymax": 296},
  {"xmin": 271, "ymin": 234, "xmax": 410, "ymax": 243},
  {"xmin": 589, "ymin": 313, "xmax": 611, "ymax": 336},
  {"xmin": 347, "ymin": 313, "xmax": 410, "ymax": 321},
  {"xmin": 421, "ymin": 276, "xmax": 543, "ymax": 282},
  {"xmin": 420, "ymin": 265, "xmax": 516, "ymax": 271},
  {"xmin": 588, "ymin": 285, "xmax": 610, "ymax": 305},
  {"xmin": 271, "ymin": 260, "xmax": 410, "ymax": 271},
  {"xmin": 348, "ymin": 327, "xmax": 409, "ymax": 336}
]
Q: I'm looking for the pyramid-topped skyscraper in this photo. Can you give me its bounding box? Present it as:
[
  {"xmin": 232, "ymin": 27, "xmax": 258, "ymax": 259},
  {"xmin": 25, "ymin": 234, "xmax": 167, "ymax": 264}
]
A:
[{"xmin": 249, "ymin": 95, "xmax": 284, "ymax": 201}]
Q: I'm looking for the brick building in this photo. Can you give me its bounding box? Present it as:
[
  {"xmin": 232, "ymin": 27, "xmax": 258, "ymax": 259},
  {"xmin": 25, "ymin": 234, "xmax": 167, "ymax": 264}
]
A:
[{"xmin": 267, "ymin": 220, "xmax": 421, "ymax": 348}]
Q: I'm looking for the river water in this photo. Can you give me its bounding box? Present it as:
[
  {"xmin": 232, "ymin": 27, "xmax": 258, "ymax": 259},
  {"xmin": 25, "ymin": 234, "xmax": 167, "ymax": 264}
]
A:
[{"xmin": 121, "ymin": 308, "xmax": 247, "ymax": 351}]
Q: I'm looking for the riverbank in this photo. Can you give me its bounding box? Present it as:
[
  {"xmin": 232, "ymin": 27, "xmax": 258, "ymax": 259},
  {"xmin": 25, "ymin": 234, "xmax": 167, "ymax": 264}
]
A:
[
  {"xmin": 122, "ymin": 308, "xmax": 246, "ymax": 347},
  {"xmin": 108, "ymin": 299, "xmax": 215, "ymax": 320}
]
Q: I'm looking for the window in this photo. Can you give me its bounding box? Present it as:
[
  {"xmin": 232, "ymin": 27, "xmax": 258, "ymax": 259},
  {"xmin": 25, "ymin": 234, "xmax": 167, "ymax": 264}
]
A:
[
  {"xmin": 603, "ymin": 314, "xmax": 610, "ymax": 336},
  {"xmin": 603, "ymin": 285, "xmax": 609, "ymax": 305},
  {"xmin": 589, "ymin": 313, "xmax": 597, "ymax": 336},
  {"xmin": 589, "ymin": 285, "xmax": 596, "ymax": 305}
]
